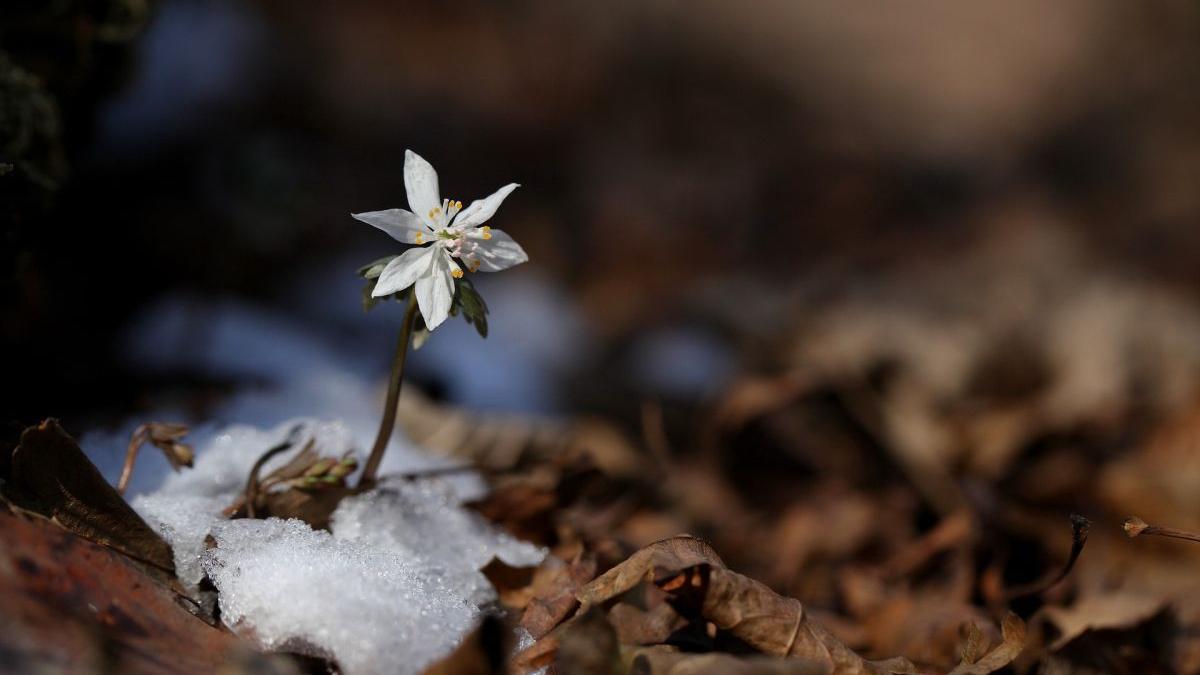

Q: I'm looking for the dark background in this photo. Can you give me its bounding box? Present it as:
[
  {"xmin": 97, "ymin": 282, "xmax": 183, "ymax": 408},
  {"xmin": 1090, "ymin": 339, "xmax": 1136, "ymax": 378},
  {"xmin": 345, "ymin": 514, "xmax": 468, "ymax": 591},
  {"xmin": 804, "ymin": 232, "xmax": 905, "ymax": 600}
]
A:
[{"xmin": 5, "ymin": 0, "xmax": 1200, "ymax": 431}]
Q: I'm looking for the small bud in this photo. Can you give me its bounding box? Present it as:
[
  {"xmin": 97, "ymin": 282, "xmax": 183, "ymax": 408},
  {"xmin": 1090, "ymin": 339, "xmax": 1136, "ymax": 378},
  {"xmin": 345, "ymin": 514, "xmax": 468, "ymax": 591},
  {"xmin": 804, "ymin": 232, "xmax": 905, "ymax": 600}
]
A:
[{"xmin": 1124, "ymin": 516, "xmax": 1149, "ymax": 538}]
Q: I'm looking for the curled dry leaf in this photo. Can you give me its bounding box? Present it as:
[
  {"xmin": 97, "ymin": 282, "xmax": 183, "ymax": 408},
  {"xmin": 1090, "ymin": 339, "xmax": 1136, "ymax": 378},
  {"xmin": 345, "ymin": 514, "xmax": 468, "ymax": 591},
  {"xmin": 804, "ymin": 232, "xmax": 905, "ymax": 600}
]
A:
[
  {"xmin": 656, "ymin": 564, "xmax": 917, "ymax": 674},
  {"xmin": 576, "ymin": 535, "xmax": 725, "ymax": 611},
  {"xmin": 946, "ymin": 613, "xmax": 1026, "ymax": 675},
  {"xmin": 520, "ymin": 553, "xmax": 599, "ymax": 639},
  {"xmin": 528, "ymin": 536, "xmax": 918, "ymax": 675},
  {"xmin": 609, "ymin": 602, "xmax": 690, "ymax": 646},
  {"xmin": 6, "ymin": 419, "xmax": 176, "ymax": 574},
  {"xmin": 554, "ymin": 605, "xmax": 621, "ymax": 675},
  {"xmin": 118, "ymin": 422, "xmax": 194, "ymax": 495}
]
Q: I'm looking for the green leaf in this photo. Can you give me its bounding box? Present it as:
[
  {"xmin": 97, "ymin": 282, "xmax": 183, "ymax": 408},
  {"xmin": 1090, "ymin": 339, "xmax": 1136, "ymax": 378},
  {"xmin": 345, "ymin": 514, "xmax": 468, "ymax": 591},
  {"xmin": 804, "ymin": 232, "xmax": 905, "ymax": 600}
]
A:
[
  {"xmin": 362, "ymin": 278, "xmax": 381, "ymax": 312},
  {"xmin": 357, "ymin": 255, "xmax": 398, "ymax": 279},
  {"xmin": 453, "ymin": 277, "xmax": 489, "ymax": 338}
]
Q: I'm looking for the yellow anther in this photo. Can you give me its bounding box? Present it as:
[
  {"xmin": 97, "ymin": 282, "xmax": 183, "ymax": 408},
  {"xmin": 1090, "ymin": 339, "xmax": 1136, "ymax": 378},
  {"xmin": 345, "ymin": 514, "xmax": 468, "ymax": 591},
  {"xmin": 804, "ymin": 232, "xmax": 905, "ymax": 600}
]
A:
[
  {"xmin": 481, "ymin": 226, "xmax": 492, "ymax": 240},
  {"xmin": 414, "ymin": 232, "xmax": 425, "ymax": 244},
  {"xmin": 451, "ymin": 267, "xmax": 464, "ymax": 279},
  {"xmin": 469, "ymin": 260, "xmax": 480, "ymax": 273},
  {"xmin": 429, "ymin": 207, "xmax": 441, "ymax": 219},
  {"xmin": 456, "ymin": 200, "xmax": 463, "ymax": 209}
]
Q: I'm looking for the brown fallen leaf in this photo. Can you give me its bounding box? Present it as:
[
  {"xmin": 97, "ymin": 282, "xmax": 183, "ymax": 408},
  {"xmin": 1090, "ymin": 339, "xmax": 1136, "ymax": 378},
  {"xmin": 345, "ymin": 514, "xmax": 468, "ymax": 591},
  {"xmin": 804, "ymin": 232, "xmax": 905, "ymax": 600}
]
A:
[
  {"xmin": 558, "ymin": 536, "xmax": 916, "ymax": 675},
  {"xmin": 631, "ymin": 646, "xmax": 834, "ymax": 675},
  {"xmin": 6, "ymin": 419, "xmax": 176, "ymax": 574},
  {"xmin": 576, "ymin": 535, "xmax": 725, "ymax": 611},
  {"xmin": 657, "ymin": 564, "xmax": 917, "ymax": 674},
  {"xmin": 519, "ymin": 553, "xmax": 598, "ymax": 639},
  {"xmin": 0, "ymin": 508, "xmax": 243, "ymax": 674},
  {"xmin": 609, "ymin": 602, "xmax": 690, "ymax": 646},
  {"xmin": 421, "ymin": 615, "xmax": 509, "ymax": 675},
  {"xmin": 554, "ymin": 605, "xmax": 621, "ymax": 675},
  {"xmin": 946, "ymin": 613, "xmax": 1026, "ymax": 675},
  {"xmin": 1036, "ymin": 593, "xmax": 1168, "ymax": 652}
]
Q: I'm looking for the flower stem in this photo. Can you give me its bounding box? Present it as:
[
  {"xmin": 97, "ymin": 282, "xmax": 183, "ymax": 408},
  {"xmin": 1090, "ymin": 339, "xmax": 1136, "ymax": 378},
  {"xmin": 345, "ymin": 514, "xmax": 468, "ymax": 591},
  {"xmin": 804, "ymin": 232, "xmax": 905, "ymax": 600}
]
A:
[{"xmin": 359, "ymin": 297, "xmax": 420, "ymax": 488}]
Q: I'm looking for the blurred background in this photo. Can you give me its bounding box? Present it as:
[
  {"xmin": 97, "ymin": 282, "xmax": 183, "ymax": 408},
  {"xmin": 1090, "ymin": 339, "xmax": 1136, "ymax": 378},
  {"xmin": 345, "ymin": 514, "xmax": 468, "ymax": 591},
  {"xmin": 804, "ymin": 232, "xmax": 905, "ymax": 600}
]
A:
[{"xmin": 7, "ymin": 1, "xmax": 1200, "ymax": 667}]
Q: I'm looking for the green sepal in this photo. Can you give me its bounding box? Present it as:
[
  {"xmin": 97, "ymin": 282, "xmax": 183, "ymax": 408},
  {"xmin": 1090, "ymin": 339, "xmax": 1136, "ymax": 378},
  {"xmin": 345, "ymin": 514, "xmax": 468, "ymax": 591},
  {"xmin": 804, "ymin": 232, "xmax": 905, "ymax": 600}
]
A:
[
  {"xmin": 453, "ymin": 276, "xmax": 489, "ymax": 339},
  {"xmin": 358, "ymin": 255, "xmax": 398, "ymax": 279}
]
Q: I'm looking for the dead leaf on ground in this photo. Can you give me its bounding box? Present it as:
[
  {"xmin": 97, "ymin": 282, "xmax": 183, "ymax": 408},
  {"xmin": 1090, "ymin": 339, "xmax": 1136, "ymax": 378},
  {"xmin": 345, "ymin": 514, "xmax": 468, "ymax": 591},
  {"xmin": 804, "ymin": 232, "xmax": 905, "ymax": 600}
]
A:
[
  {"xmin": 576, "ymin": 535, "xmax": 725, "ymax": 611},
  {"xmin": 421, "ymin": 615, "xmax": 509, "ymax": 675},
  {"xmin": 518, "ymin": 553, "xmax": 598, "ymax": 639},
  {"xmin": 0, "ymin": 508, "xmax": 245, "ymax": 674},
  {"xmin": 946, "ymin": 614, "xmax": 1026, "ymax": 675},
  {"xmin": 1035, "ymin": 593, "xmax": 1169, "ymax": 652},
  {"xmin": 631, "ymin": 646, "xmax": 833, "ymax": 675},
  {"xmin": 5, "ymin": 419, "xmax": 176, "ymax": 575}
]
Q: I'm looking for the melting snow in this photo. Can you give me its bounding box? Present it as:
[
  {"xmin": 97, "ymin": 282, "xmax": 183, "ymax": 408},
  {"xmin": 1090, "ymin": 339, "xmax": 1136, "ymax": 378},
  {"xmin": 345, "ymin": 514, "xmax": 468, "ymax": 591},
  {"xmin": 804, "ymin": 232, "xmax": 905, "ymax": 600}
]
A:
[{"xmin": 132, "ymin": 419, "xmax": 544, "ymax": 674}]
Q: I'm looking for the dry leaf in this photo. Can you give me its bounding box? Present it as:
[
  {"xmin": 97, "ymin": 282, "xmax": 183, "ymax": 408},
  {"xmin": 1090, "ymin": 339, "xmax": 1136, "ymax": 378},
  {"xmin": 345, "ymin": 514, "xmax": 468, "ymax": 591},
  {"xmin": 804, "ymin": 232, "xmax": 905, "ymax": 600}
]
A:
[
  {"xmin": 631, "ymin": 646, "xmax": 834, "ymax": 675},
  {"xmin": 946, "ymin": 614, "xmax": 1026, "ymax": 675},
  {"xmin": 576, "ymin": 535, "xmax": 724, "ymax": 611},
  {"xmin": 7, "ymin": 419, "xmax": 176, "ymax": 574},
  {"xmin": 0, "ymin": 507, "xmax": 242, "ymax": 673}
]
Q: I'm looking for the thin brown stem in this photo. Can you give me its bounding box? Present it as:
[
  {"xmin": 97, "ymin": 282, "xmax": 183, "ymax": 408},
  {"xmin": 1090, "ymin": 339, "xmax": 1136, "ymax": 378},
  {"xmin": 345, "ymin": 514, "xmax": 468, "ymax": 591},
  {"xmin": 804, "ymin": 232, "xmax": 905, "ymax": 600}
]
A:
[
  {"xmin": 359, "ymin": 297, "xmax": 420, "ymax": 488},
  {"xmin": 1004, "ymin": 514, "xmax": 1090, "ymax": 601},
  {"xmin": 244, "ymin": 425, "xmax": 305, "ymax": 519},
  {"xmin": 1124, "ymin": 516, "xmax": 1200, "ymax": 544},
  {"xmin": 117, "ymin": 424, "xmax": 149, "ymax": 496}
]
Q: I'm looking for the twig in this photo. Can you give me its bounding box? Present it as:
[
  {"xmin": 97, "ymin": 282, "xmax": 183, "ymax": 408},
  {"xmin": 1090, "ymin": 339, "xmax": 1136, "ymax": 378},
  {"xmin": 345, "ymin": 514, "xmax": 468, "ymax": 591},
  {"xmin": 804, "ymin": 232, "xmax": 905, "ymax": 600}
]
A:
[
  {"xmin": 1124, "ymin": 515, "xmax": 1200, "ymax": 544},
  {"xmin": 1004, "ymin": 514, "xmax": 1090, "ymax": 601},
  {"xmin": 117, "ymin": 424, "xmax": 150, "ymax": 495},
  {"xmin": 395, "ymin": 464, "xmax": 477, "ymax": 481}
]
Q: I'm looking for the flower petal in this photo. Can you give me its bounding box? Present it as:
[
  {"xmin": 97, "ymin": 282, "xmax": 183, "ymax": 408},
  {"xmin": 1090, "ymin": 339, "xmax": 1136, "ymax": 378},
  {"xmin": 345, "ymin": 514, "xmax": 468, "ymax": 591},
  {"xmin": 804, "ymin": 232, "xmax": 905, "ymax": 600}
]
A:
[
  {"xmin": 352, "ymin": 209, "xmax": 431, "ymax": 244},
  {"xmin": 454, "ymin": 183, "xmax": 519, "ymax": 229},
  {"xmin": 415, "ymin": 250, "xmax": 455, "ymax": 329},
  {"xmin": 472, "ymin": 229, "xmax": 528, "ymax": 272},
  {"xmin": 372, "ymin": 246, "xmax": 432, "ymax": 297},
  {"xmin": 404, "ymin": 150, "xmax": 441, "ymax": 228}
]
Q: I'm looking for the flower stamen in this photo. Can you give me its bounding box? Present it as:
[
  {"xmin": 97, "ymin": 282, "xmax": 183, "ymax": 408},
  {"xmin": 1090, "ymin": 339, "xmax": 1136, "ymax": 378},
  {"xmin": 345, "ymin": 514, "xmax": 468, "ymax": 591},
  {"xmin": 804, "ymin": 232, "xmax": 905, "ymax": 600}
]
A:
[{"xmin": 480, "ymin": 226, "xmax": 492, "ymax": 240}]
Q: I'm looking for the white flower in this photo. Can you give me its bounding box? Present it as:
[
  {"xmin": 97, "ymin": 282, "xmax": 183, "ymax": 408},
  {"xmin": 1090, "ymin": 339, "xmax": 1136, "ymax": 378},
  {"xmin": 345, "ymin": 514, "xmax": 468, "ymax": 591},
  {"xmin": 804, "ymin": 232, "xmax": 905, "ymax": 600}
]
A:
[{"xmin": 353, "ymin": 150, "xmax": 528, "ymax": 330}]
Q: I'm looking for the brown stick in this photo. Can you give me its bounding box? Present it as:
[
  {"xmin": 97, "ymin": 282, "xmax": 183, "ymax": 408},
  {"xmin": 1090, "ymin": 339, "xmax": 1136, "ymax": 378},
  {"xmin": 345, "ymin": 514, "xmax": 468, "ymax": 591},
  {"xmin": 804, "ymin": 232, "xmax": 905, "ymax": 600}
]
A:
[
  {"xmin": 1004, "ymin": 514, "xmax": 1090, "ymax": 601},
  {"xmin": 1124, "ymin": 516, "xmax": 1200, "ymax": 544},
  {"xmin": 117, "ymin": 424, "xmax": 150, "ymax": 495},
  {"xmin": 359, "ymin": 297, "xmax": 420, "ymax": 488}
]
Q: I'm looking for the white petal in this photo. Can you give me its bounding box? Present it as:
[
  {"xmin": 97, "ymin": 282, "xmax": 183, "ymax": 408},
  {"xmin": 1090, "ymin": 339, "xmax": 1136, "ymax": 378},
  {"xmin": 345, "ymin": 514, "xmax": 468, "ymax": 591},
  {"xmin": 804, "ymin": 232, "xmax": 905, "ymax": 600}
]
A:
[
  {"xmin": 352, "ymin": 209, "xmax": 432, "ymax": 244},
  {"xmin": 404, "ymin": 150, "xmax": 441, "ymax": 228},
  {"xmin": 415, "ymin": 251, "xmax": 455, "ymax": 329},
  {"xmin": 372, "ymin": 246, "xmax": 432, "ymax": 297},
  {"xmin": 472, "ymin": 229, "xmax": 528, "ymax": 272},
  {"xmin": 454, "ymin": 183, "xmax": 519, "ymax": 229}
]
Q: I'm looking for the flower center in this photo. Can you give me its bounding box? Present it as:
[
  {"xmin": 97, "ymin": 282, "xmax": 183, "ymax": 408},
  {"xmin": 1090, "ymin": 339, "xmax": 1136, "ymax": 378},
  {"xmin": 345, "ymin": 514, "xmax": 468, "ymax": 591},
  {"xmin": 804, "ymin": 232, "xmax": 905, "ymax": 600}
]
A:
[{"xmin": 427, "ymin": 199, "xmax": 463, "ymax": 229}]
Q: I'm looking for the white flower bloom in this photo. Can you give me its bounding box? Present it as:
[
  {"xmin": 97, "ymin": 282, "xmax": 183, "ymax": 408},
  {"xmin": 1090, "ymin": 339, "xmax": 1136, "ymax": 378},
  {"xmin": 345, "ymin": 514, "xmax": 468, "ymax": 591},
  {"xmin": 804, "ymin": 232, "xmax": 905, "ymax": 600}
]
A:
[{"xmin": 353, "ymin": 150, "xmax": 528, "ymax": 330}]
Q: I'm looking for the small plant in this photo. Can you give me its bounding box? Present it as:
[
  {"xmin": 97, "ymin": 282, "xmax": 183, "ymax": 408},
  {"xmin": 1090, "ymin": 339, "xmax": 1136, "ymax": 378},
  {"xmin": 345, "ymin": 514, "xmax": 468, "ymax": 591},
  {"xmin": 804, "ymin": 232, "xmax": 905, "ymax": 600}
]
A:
[{"xmin": 353, "ymin": 150, "xmax": 528, "ymax": 487}]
